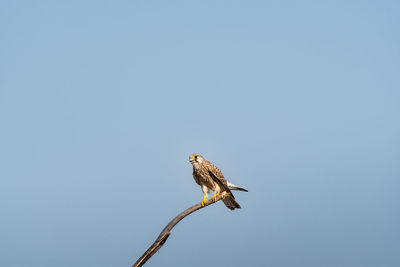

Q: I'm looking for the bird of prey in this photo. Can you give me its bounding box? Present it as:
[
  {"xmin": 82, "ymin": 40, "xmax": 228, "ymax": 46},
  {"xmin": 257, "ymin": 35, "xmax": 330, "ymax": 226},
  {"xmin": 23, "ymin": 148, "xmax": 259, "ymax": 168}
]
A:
[{"xmin": 189, "ymin": 153, "xmax": 248, "ymax": 210}]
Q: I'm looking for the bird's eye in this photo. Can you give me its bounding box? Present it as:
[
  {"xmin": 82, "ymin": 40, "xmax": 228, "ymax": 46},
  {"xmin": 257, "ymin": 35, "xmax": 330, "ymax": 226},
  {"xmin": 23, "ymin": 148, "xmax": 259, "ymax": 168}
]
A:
[{"xmin": 194, "ymin": 155, "xmax": 198, "ymax": 159}]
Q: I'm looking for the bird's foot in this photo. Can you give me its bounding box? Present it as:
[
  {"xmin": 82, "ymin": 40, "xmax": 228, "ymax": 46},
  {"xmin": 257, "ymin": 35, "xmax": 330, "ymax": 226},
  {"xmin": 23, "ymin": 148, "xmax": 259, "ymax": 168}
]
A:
[
  {"xmin": 212, "ymin": 191, "xmax": 219, "ymax": 202},
  {"xmin": 201, "ymin": 195, "xmax": 207, "ymax": 207}
]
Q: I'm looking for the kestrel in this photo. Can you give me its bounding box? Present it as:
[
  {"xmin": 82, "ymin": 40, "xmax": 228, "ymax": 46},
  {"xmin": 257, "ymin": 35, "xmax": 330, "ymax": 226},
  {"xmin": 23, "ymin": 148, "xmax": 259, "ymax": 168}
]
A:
[{"xmin": 189, "ymin": 153, "xmax": 247, "ymax": 210}]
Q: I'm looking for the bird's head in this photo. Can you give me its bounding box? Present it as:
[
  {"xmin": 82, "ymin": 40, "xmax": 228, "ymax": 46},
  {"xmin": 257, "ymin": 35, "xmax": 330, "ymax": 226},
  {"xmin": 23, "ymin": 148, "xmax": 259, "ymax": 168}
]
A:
[{"xmin": 189, "ymin": 153, "xmax": 204, "ymax": 165}]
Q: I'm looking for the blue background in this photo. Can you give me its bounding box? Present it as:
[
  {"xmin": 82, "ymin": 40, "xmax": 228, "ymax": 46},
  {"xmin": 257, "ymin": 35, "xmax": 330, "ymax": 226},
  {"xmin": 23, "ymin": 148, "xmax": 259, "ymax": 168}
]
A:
[{"xmin": 1, "ymin": 1, "xmax": 399, "ymax": 266}]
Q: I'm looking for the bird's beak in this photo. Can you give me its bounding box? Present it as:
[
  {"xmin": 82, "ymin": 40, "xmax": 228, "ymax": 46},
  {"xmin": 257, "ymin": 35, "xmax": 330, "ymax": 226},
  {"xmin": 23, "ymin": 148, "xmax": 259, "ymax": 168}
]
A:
[{"xmin": 189, "ymin": 156, "xmax": 195, "ymax": 162}]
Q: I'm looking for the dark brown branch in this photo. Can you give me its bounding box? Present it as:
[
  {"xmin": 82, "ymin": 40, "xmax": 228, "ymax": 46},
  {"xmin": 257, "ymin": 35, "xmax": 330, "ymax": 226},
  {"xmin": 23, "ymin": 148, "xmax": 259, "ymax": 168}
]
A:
[{"xmin": 132, "ymin": 194, "xmax": 225, "ymax": 267}]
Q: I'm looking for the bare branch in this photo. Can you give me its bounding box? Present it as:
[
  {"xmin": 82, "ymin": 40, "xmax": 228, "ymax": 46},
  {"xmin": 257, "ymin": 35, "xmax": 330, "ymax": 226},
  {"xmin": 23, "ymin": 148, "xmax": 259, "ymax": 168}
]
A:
[{"xmin": 132, "ymin": 194, "xmax": 224, "ymax": 267}]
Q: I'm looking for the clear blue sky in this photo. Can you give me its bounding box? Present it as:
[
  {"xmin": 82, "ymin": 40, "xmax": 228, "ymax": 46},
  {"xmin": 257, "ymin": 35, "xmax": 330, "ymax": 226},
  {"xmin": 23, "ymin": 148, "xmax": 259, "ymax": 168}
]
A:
[{"xmin": 1, "ymin": 1, "xmax": 399, "ymax": 266}]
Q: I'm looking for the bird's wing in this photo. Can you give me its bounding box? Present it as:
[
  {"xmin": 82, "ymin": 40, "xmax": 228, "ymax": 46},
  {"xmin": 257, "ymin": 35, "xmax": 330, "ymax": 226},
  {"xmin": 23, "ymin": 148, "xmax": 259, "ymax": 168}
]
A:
[
  {"xmin": 227, "ymin": 181, "xmax": 248, "ymax": 192},
  {"xmin": 208, "ymin": 170, "xmax": 234, "ymax": 197},
  {"xmin": 192, "ymin": 171, "xmax": 201, "ymax": 185},
  {"xmin": 209, "ymin": 170, "xmax": 241, "ymax": 210},
  {"xmin": 206, "ymin": 161, "xmax": 228, "ymax": 185}
]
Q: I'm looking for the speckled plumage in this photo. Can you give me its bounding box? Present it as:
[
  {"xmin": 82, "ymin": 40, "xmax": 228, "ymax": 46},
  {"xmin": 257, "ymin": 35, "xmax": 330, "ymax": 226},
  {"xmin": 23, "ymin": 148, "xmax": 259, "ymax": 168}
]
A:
[{"xmin": 189, "ymin": 153, "xmax": 246, "ymax": 210}]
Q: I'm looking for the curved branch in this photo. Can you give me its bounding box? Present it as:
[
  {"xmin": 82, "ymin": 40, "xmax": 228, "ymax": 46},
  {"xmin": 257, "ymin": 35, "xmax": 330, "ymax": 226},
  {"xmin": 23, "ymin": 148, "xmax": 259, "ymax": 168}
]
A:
[{"xmin": 132, "ymin": 194, "xmax": 224, "ymax": 267}]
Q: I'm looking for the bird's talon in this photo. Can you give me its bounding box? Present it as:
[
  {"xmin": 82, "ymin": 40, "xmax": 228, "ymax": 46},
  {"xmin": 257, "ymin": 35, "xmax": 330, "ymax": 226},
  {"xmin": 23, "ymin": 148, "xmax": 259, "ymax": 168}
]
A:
[
  {"xmin": 201, "ymin": 196, "xmax": 207, "ymax": 206},
  {"xmin": 212, "ymin": 191, "xmax": 219, "ymax": 202}
]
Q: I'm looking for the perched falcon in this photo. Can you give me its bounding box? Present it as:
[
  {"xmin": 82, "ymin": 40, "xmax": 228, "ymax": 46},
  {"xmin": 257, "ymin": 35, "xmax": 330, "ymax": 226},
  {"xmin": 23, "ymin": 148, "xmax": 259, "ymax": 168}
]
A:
[{"xmin": 189, "ymin": 153, "xmax": 248, "ymax": 210}]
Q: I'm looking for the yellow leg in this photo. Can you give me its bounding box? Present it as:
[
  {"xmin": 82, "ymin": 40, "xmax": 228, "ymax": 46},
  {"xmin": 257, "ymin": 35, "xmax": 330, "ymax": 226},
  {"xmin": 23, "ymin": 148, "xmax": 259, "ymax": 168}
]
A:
[
  {"xmin": 212, "ymin": 191, "xmax": 219, "ymax": 202},
  {"xmin": 201, "ymin": 194, "xmax": 207, "ymax": 207}
]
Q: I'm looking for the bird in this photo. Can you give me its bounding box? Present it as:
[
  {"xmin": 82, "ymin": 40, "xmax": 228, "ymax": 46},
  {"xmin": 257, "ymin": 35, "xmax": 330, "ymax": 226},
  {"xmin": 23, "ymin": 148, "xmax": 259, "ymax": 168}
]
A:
[{"xmin": 189, "ymin": 153, "xmax": 247, "ymax": 210}]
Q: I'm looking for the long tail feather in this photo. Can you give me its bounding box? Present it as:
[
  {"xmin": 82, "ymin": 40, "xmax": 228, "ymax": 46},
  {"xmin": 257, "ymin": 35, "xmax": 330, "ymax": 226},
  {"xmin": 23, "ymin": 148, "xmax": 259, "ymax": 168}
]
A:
[{"xmin": 222, "ymin": 196, "xmax": 241, "ymax": 210}]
